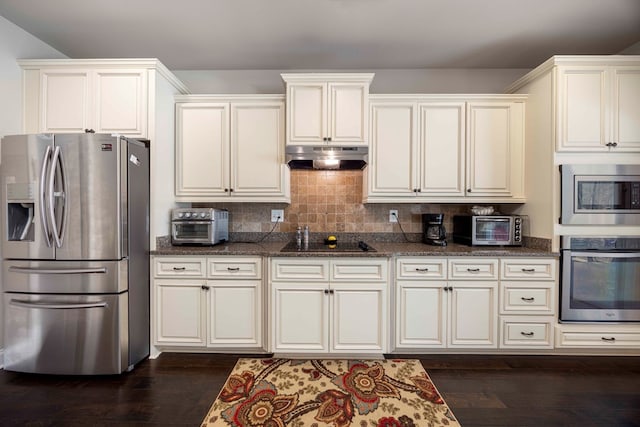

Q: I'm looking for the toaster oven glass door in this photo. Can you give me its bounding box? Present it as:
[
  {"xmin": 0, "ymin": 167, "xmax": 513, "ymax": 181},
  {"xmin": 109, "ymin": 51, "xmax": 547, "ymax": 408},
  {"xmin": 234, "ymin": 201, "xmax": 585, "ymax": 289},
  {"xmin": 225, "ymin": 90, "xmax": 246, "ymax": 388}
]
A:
[
  {"xmin": 474, "ymin": 218, "xmax": 511, "ymax": 243},
  {"xmin": 172, "ymin": 221, "xmax": 213, "ymax": 243}
]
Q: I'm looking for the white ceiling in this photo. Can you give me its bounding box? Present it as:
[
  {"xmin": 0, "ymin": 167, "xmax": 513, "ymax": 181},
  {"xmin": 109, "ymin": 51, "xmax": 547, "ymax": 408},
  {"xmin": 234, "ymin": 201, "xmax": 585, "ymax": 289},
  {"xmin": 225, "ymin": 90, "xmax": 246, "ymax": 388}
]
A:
[{"xmin": 1, "ymin": 0, "xmax": 639, "ymax": 70}]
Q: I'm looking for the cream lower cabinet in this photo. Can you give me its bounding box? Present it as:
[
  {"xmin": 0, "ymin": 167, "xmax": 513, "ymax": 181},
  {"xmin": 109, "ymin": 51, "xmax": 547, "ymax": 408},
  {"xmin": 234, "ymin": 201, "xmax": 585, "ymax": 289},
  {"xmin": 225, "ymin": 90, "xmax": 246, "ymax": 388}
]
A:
[
  {"xmin": 366, "ymin": 95, "xmax": 525, "ymax": 203},
  {"xmin": 499, "ymin": 258, "xmax": 557, "ymax": 349},
  {"xmin": 270, "ymin": 257, "xmax": 387, "ymax": 354},
  {"xmin": 395, "ymin": 257, "xmax": 498, "ymax": 349},
  {"xmin": 175, "ymin": 95, "xmax": 289, "ymax": 202},
  {"xmin": 153, "ymin": 256, "xmax": 263, "ymax": 351}
]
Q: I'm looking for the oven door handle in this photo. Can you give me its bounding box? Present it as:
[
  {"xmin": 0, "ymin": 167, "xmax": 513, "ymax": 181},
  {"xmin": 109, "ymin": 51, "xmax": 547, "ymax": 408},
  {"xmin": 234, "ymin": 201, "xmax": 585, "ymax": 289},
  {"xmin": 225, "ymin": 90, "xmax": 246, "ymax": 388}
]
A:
[{"xmin": 569, "ymin": 251, "xmax": 640, "ymax": 259}]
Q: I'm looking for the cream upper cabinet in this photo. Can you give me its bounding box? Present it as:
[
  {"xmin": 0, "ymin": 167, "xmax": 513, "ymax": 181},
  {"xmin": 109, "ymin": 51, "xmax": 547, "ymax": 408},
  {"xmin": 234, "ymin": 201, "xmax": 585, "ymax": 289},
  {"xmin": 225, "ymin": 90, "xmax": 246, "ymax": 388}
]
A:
[
  {"xmin": 22, "ymin": 64, "xmax": 149, "ymax": 138},
  {"xmin": 175, "ymin": 95, "xmax": 290, "ymax": 202},
  {"xmin": 466, "ymin": 101, "xmax": 524, "ymax": 197},
  {"xmin": 557, "ymin": 64, "xmax": 640, "ymax": 151},
  {"xmin": 365, "ymin": 95, "xmax": 525, "ymax": 203},
  {"xmin": 281, "ymin": 73, "xmax": 374, "ymax": 146}
]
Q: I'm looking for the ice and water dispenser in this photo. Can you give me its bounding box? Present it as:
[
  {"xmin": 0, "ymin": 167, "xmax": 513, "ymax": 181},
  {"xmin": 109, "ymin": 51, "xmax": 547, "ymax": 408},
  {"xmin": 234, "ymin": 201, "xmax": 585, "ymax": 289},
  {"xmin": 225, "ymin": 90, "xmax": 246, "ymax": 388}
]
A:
[{"xmin": 5, "ymin": 182, "xmax": 35, "ymax": 242}]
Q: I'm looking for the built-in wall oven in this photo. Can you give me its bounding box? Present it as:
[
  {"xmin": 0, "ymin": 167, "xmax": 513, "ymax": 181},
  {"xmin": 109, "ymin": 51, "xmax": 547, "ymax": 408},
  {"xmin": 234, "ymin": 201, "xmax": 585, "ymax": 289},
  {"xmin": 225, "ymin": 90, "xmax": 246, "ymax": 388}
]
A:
[
  {"xmin": 561, "ymin": 236, "xmax": 640, "ymax": 322},
  {"xmin": 561, "ymin": 164, "xmax": 640, "ymax": 225}
]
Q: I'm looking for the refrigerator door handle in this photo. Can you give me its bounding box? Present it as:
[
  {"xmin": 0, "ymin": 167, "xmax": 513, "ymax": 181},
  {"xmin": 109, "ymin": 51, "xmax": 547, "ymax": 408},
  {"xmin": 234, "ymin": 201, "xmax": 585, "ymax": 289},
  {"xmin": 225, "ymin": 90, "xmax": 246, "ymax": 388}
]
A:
[
  {"xmin": 8, "ymin": 266, "xmax": 108, "ymax": 275},
  {"xmin": 39, "ymin": 145, "xmax": 53, "ymax": 247},
  {"xmin": 48, "ymin": 146, "xmax": 67, "ymax": 248},
  {"xmin": 9, "ymin": 299, "xmax": 108, "ymax": 310}
]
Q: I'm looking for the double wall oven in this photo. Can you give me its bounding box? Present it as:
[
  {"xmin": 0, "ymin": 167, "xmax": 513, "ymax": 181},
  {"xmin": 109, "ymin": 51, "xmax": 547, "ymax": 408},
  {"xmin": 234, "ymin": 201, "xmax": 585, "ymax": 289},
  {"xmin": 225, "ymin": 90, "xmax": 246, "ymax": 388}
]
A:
[{"xmin": 560, "ymin": 165, "xmax": 640, "ymax": 323}]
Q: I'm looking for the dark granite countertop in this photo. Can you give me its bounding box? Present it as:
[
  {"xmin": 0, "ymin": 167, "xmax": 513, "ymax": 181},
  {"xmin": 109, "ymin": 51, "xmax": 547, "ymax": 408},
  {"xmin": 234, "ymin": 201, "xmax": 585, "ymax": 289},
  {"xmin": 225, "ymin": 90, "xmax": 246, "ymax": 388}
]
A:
[{"xmin": 151, "ymin": 240, "xmax": 558, "ymax": 258}]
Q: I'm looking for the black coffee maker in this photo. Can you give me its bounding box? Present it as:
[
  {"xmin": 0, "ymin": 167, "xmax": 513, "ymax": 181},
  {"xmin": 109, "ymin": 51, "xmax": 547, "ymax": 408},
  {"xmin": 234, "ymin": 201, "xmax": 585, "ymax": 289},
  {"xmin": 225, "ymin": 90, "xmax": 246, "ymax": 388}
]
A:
[{"xmin": 422, "ymin": 213, "xmax": 447, "ymax": 246}]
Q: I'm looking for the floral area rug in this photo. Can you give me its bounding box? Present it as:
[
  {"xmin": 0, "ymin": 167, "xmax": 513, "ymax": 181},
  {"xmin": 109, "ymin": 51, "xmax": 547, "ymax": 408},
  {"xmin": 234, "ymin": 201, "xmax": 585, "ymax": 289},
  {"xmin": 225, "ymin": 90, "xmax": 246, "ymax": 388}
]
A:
[{"xmin": 201, "ymin": 358, "xmax": 460, "ymax": 427}]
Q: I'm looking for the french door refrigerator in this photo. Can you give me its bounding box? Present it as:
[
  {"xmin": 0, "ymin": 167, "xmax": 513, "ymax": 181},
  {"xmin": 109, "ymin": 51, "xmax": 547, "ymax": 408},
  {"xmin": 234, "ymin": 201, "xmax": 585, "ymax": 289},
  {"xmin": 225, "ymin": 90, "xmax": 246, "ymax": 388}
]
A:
[{"xmin": 1, "ymin": 133, "xmax": 150, "ymax": 374}]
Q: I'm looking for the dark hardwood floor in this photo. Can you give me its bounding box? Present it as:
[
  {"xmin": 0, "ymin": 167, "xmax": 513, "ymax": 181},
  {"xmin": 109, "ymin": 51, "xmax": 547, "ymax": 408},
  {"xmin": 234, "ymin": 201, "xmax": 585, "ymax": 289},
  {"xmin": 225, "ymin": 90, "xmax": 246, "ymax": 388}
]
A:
[{"xmin": 0, "ymin": 353, "xmax": 639, "ymax": 426}]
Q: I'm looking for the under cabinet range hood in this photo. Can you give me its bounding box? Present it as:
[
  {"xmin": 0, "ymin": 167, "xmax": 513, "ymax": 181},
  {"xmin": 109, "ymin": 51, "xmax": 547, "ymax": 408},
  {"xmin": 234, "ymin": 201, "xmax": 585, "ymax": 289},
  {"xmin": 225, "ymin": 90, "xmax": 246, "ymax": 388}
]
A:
[{"xmin": 285, "ymin": 145, "xmax": 368, "ymax": 170}]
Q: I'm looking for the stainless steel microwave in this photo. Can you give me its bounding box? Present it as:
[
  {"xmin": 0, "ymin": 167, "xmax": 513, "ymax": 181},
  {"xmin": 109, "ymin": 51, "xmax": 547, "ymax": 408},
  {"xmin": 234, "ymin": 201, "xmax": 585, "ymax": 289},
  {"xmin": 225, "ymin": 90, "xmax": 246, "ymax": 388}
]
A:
[
  {"xmin": 561, "ymin": 164, "xmax": 640, "ymax": 225},
  {"xmin": 452, "ymin": 215, "xmax": 523, "ymax": 246},
  {"xmin": 171, "ymin": 208, "xmax": 228, "ymax": 245}
]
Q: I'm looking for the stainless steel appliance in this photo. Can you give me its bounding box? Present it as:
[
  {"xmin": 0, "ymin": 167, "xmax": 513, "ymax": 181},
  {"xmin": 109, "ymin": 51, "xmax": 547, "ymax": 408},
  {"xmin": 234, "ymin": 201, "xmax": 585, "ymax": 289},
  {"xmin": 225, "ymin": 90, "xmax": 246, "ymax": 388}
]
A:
[
  {"xmin": 561, "ymin": 164, "xmax": 640, "ymax": 225},
  {"xmin": 561, "ymin": 236, "xmax": 640, "ymax": 322},
  {"xmin": 452, "ymin": 215, "xmax": 523, "ymax": 246},
  {"xmin": 423, "ymin": 213, "xmax": 447, "ymax": 246},
  {"xmin": 1, "ymin": 133, "xmax": 150, "ymax": 375},
  {"xmin": 171, "ymin": 208, "xmax": 228, "ymax": 245},
  {"xmin": 285, "ymin": 145, "xmax": 368, "ymax": 170}
]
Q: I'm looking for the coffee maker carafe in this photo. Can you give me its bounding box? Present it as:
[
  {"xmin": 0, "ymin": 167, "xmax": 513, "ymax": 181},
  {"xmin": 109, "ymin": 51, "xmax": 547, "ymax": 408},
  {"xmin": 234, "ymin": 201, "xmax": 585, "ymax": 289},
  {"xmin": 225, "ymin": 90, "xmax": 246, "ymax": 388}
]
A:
[{"xmin": 423, "ymin": 213, "xmax": 447, "ymax": 246}]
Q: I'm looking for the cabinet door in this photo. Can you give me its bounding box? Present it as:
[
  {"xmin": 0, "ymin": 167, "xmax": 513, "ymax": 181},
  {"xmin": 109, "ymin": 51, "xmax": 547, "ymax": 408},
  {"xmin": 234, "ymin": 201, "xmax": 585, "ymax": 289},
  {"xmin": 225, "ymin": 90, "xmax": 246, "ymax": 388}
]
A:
[
  {"xmin": 231, "ymin": 100, "xmax": 286, "ymax": 197},
  {"xmin": 207, "ymin": 280, "xmax": 262, "ymax": 348},
  {"xmin": 367, "ymin": 100, "xmax": 417, "ymax": 198},
  {"xmin": 466, "ymin": 102, "xmax": 518, "ymax": 196},
  {"xmin": 154, "ymin": 280, "xmax": 206, "ymax": 346},
  {"xmin": 448, "ymin": 281, "xmax": 498, "ymax": 348},
  {"xmin": 331, "ymin": 283, "xmax": 386, "ymax": 353},
  {"xmin": 93, "ymin": 69, "xmax": 147, "ymax": 138},
  {"xmin": 40, "ymin": 69, "xmax": 90, "ymax": 133},
  {"xmin": 418, "ymin": 102, "xmax": 465, "ymax": 196},
  {"xmin": 611, "ymin": 67, "xmax": 640, "ymax": 150},
  {"xmin": 328, "ymin": 82, "xmax": 368, "ymax": 145},
  {"xmin": 287, "ymin": 83, "xmax": 326, "ymax": 144},
  {"xmin": 271, "ymin": 283, "xmax": 329, "ymax": 352},
  {"xmin": 396, "ymin": 281, "xmax": 447, "ymax": 348},
  {"xmin": 556, "ymin": 66, "xmax": 608, "ymax": 151},
  {"xmin": 175, "ymin": 103, "xmax": 229, "ymax": 197}
]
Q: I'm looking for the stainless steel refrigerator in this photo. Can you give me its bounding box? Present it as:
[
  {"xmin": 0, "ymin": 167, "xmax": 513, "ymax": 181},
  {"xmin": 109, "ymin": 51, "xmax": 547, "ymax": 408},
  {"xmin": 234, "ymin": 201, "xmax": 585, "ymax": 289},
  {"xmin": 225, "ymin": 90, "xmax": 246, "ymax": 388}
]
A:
[{"xmin": 1, "ymin": 133, "xmax": 149, "ymax": 375}]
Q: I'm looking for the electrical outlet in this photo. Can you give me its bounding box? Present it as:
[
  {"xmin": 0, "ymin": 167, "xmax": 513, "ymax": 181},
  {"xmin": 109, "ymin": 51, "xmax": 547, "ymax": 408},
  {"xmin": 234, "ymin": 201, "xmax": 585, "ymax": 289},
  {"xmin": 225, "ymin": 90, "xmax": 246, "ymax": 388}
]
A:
[
  {"xmin": 389, "ymin": 209, "xmax": 398, "ymax": 223},
  {"xmin": 271, "ymin": 209, "xmax": 284, "ymax": 223}
]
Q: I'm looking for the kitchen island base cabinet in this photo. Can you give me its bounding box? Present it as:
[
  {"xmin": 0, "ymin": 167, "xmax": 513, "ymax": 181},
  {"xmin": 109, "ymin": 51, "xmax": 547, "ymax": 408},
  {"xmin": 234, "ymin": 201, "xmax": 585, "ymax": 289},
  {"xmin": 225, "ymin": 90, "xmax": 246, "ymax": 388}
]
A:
[
  {"xmin": 152, "ymin": 256, "xmax": 264, "ymax": 354},
  {"xmin": 270, "ymin": 258, "xmax": 388, "ymax": 355}
]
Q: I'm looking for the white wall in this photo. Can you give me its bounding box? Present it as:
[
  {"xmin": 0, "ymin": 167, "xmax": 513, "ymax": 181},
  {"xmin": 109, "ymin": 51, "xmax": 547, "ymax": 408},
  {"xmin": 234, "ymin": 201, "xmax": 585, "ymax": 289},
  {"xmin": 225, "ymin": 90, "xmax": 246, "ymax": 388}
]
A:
[
  {"xmin": 174, "ymin": 68, "xmax": 531, "ymax": 94},
  {"xmin": 0, "ymin": 15, "xmax": 66, "ymax": 358}
]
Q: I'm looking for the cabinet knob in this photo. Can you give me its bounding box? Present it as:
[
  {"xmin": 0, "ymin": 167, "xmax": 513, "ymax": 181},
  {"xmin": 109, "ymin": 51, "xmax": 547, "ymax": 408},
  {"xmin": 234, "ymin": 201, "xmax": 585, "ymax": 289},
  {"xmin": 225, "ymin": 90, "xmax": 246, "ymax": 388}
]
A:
[
  {"xmin": 84, "ymin": 129, "xmax": 95, "ymax": 133},
  {"xmin": 324, "ymin": 289, "xmax": 329, "ymax": 294},
  {"xmin": 201, "ymin": 285, "xmax": 209, "ymax": 291},
  {"xmin": 467, "ymin": 189, "xmax": 472, "ymax": 193},
  {"xmin": 520, "ymin": 331, "xmax": 534, "ymax": 337},
  {"xmin": 229, "ymin": 188, "xmax": 234, "ymax": 192},
  {"xmin": 224, "ymin": 188, "xmax": 229, "ymax": 192}
]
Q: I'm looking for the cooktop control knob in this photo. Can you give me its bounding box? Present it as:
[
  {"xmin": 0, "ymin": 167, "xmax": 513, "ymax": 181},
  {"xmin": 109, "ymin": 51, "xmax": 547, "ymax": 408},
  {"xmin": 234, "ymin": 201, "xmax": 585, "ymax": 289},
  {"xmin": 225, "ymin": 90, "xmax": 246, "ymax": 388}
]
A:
[
  {"xmin": 177, "ymin": 212, "xmax": 184, "ymax": 218},
  {"xmin": 184, "ymin": 212, "xmax": 191, "ymax": 218},
  {"xmin": 200, "ymin": 212, "xmax": 206, "ymax": 218}
]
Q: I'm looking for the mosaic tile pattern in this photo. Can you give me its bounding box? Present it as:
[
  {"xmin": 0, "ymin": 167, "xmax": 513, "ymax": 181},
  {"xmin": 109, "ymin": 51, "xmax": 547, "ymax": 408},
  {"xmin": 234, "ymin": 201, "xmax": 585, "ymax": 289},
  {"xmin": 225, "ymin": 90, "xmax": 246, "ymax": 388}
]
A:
[{"xmin": 197, "ymin": 170, "xmax": 474, "ymax": 234}]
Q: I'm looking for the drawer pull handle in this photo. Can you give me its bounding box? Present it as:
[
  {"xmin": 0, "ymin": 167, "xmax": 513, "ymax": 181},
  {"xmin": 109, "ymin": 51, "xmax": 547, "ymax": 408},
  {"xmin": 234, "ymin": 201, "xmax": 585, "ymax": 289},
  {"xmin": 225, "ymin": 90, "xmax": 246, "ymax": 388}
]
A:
[
  {"xmin": 521, "ymin": 268, "xmax": 536, "ymax": 273},
  {"xmin": 227, "ymin": 267, "xmax": 240, "ymax": 271},
  {"xmin": 172, "ymin": 267, "xmax": 186, "ymax": 271},
  {"xmin": 415, "ymin": 268, "xmax": 429, "ymax": 272},
  {"xmin": 521, "ymin": 297, "xmax": 535, "ymax": 302},
  {"xmin": 520, "ymin": 331, "xmax": 534, "ymax": 337},
  {"xmin": 467, "ymin": 268, "xmax": 480, "ymax": 272},
  {"xmin": 601, "ymin": 337, "xmax": 616, "ymax": 342}
]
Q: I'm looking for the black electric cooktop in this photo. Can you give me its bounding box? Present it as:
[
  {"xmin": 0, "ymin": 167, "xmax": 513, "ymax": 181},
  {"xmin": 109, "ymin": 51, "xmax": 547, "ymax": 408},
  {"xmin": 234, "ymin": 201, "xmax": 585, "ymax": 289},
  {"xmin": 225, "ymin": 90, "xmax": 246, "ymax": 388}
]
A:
[{"xmin": 279, "ymin": 241, "xmax": 377, "ymax": 253}]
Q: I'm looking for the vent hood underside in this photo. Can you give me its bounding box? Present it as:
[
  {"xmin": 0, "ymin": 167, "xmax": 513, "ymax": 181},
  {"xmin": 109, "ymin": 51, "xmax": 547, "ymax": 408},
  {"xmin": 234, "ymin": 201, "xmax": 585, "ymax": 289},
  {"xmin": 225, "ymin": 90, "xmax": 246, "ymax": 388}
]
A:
[{"xmin": 285, "ymin": 145, "xmax": 368, "ymax": 170}]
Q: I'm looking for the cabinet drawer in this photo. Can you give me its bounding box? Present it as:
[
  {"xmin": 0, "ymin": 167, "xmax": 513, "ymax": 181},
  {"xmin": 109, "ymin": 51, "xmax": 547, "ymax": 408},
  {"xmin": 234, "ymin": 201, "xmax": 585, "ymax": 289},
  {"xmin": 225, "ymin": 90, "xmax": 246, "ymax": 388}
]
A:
[
  {"xmin": 396, "ymin": 258, "xmax": 447, "ymax": 280},
  {"xmin": 449, "ymin": 258, "xmax": 498, "ymax": 280},
  {"xmin": 154, "ymin": 257, "xmax": 206, "ymax": 277},
  {"xmin": 500, "ymin": 316, "xmax": 554, "ymax": 348},
  {"xmin": 500, "ymin": 281, "xmax": 555, "ymax": 315},
  {"xmin": 271, "ymin": 258, "xmax": 329, "ymax": 281},
  {"xmin": 555, "ymin": 329, "xmax": 640, "ymax": 348},
  {"xmin": 331, "ymin": 259, "xmax": 387, "ymax": 282},
  {"xmin": 208, "ymin": 257, "xmax": 262, "ymax": 279},
  {"xmin": 501, "ymin": 258, "xmax": 556, "ymax": 280}
]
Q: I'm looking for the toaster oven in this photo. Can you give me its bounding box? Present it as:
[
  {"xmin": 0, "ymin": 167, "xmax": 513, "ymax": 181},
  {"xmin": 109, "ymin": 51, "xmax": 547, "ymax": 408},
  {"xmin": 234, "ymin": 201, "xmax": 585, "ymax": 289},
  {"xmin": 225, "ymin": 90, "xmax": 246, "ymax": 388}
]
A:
[
  {"xmin": 452, "ymin": 215, "xmax": 523, "ymax": 246},
  {"xmin": 171, "ymin": 208, "xmax": 228, "ymax": 245}
]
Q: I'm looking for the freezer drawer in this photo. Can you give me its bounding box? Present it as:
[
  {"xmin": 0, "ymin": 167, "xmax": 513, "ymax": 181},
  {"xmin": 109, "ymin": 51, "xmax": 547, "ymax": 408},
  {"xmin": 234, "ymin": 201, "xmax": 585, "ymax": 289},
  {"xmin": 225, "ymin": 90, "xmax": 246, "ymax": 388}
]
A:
[
  {"xmin": 2, "ymin": 259, "xmax": 127, "ymax": 294},
  {"xmin": 3, "ymin": 292, "xmax": 129, "ymax": 375}
]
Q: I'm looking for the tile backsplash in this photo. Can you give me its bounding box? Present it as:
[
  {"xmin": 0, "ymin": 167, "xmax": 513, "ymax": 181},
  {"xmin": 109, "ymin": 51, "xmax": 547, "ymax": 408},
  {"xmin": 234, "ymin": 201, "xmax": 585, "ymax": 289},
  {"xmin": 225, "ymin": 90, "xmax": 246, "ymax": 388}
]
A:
[{"xmin": 198, "ymin": 170, "xmax": 475, "ymax": 235}]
